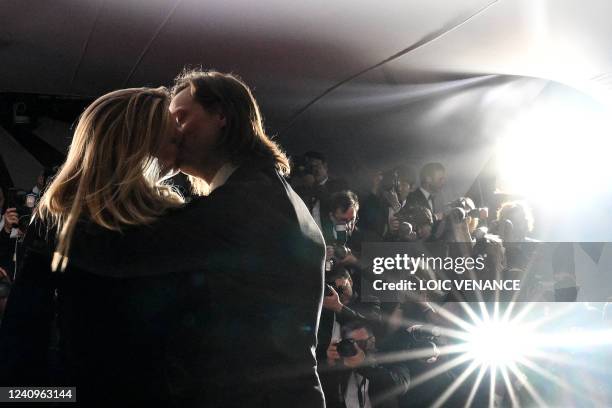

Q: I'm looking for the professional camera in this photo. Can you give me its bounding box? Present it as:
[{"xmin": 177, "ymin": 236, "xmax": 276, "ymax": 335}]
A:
[
  {"xmin": 325, "ymin": 244, "xmax": 352, "ymax": 272},
  {"xmin": 336, "ymin": 338, "xmax": 360, "ymax": 358},
  {"xmin": 380, "ymin": 169, "xmax": 402, "ymax": 212},
  {"xmin": 394, "ymin": 205, "xmax": 434, "ymax": 241},
  {"xmin": 406, "ymin": 324, "xmax": 441, "ymax": 363},
  {"xmin": 325, "ymin": 282, "xmax": 348, "ymax": 297},
  {"xmin": 445, "ymin": 207, "xmax": 468, "ymax": 224},
  {"xmin": 447, "ymin": 198, "xmax": 488, "ymax": 222},
  {"xmin": 331, "ymin": 243, "xmax": 351, "ymax": 260},
  {"xmin": 398, "ymin": 221, "xmax": 415, "ymax": 241},
  {"xmin": 6, "ymin": 188, "xmax": 35, "ymax": 232},
  {"xmin": 325, "ymin": 222, "xmax": 353, "ymax": 271},
  {"xmin": 407, "ymin": 324, "xmax": 441, "ymax": 342},
  {"xmin": 381, "ymin": 169, "xmax": 400, "ymax": 194}
]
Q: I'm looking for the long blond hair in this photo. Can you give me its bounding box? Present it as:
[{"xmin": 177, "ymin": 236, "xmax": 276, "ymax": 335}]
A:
[{"xmin": 36, "ymin": 87, "xmax": 183, "ymax": 271}]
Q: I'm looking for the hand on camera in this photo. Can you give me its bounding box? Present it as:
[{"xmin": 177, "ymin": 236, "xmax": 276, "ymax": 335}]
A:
[
  {"xmin": 323, "ymin": 286, "xmax": 343, "ymax": 313},
  {"xmin": 2, "ymin": 208, "xmax": 18, "ymax": 233},
  {"xmin": 325, "ymin": 342, "xmax": 366, "ymax": 368},
  {"xmin": 388, "ymin": 215, "xmax": 400, "ymax": 232},
  {"xmin": 326, "ymin": 343, "xmax": 341, "ymax": 366}
]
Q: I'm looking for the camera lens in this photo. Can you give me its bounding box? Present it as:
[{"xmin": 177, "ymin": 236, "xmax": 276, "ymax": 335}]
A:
[{"xmin": 336, "ymin": 338, "xmax": 358, "ymax": 357}]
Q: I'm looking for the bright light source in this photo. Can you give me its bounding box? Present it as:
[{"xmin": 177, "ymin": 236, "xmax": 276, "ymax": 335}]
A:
[
  {"xmin": 464, "ymin": 320, "xmax": 535, "ymax": 366},
  {"xmin": 496, "ymin": 96, "xmax": 612, "ymax": 211}
]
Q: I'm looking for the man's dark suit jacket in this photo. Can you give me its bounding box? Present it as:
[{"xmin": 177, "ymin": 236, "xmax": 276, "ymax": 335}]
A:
[
  {"xmin": 0, "ymin": 161, "xmax": 326, "ymax": 408},
  {"xmin": 358, "ymin": 193, "xmax": 388, "ymax": 242}
]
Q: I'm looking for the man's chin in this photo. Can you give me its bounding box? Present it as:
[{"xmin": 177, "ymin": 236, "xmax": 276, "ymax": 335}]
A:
[
  {"xmin": 176, "ymin": 164, "xmax": 198, "ymax": 178},
  {"xmin": 159, "ymin": 163, "xmax": 181, "ymax": 181}
]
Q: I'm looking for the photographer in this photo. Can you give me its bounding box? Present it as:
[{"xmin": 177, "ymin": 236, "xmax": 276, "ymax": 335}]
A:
[
  {"xmin": 0, "ymin": 207, "xmax": 19, "ymax": 274},
  {"xmin": 30, "ymin": 167, "xmax": 55, "ymax": 198},
  {"xmin": 325, "ymin": 321, "xmax": 411, "ymax": 408},
  {"xmin": 359, "ymin": 166, "xmax": 415, "ymax": 242},
  {"xmin": 390, "ymin": 205, "xmax": 435, "ymax": 242},
  {"xmin": 448, "ymin": 197, "xmax": 488, "ymax": 237},
  {"xmin": 382, "ymin": 303, "xmax": 456, "ymax": 407},
  {"xmin": 356, "ymin": 169, "xmax": 385, "ymax": 242},
  {"xmin": 493, "ymin": 200, "xmax": 536, "ymax": 243},
  {"xmin": 433, "ymin": 197, "xmax": 489, "ymax": 243},
  {"xmin": 289, "ymin": 154, "xmax": 317, "ymax": 204},
  {"xmin": 406, "ymin": 162, "xmax": 446, "ymax": 218},
  {"xmin": 322, "ymin": 190, "xmax": 362, "ymax": 271},
  {"xmin": 302, "ymin": 151, "xmax": 349, "ymax": 229},
  {"xmin": 318, "ymin": 266, "xmax": 381, "ymax": 364},
  {"xmin": 0, "ymin": 189, "xmax": 35, "ymax": 278}
]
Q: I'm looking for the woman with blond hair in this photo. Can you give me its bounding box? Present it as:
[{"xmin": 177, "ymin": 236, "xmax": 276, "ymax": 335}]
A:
[{"xmin": 0, "ymin": 87, "xmax": 211, "ymax": 406}]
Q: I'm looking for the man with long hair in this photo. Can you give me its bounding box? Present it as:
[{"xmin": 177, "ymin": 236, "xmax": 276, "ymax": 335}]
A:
[{"xmin": 169, "ymin": 69, "xmax": 326, "ymax": 407}]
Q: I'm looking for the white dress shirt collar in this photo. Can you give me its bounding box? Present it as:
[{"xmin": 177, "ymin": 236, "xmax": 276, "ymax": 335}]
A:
[
  {"xmin": 419, "ymin": 187, "xmax": 431, "ymax": 200},
  {"xmin": 208, "ymin": 163, "xmax": 239, "ymax": 195}
]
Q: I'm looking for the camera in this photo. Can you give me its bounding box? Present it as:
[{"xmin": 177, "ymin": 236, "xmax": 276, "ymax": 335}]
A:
[
  {"xmin": 393, "ymin": 205, "xmax": 433, "ymax": 241},
  {"xmin": 336, "ymin": 338, "xmax": 359, "ymax": 358},
  {"xmin": 325, "ymin": 283, "xmax": 346, "ymax": 297},
  {"xmin": 447, "ymin": 198, "xmax": 487, "ymax": 221},
  {"xmin": 380, "ymin": 170, "xmax": 402, "ymax": 213},
  {"xmin": 325, "ymin": 244, "xmax": 352, "ymax": 272},
  {"xmin": 406, "ymin": 324, "xmax": 442, "ymax": 363},
  {"xmin": 325, "ymin": 223, "xmax": 352, "ymax": 271},
  {"xmin": 445, "ymin": 207, "xmax": 468, "ymax": 224},
  {"xmin": 332, "ymin": 244, "xmax": 350, "ymax": 260},
  {"xmin": 381, "ymin": 169, "xmax": 400, "ymax": 196},
  {"xmin": 407, "ymin": 324, "xmax": 441, "ymax": 342},
  {"xmin": 6, "ymin": 188, "xmax": 35, "ymax": 232}
]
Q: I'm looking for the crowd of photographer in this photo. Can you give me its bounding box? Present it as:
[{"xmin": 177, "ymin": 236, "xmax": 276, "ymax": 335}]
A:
[{"xmin": 290, "ymin": 151, "xmax": 540, "ymax": 407}]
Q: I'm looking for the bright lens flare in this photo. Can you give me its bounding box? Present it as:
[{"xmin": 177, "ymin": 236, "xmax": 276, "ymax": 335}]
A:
[
  {"xmin": 396, "ymin": 303, "xmax": 612, "ymax": 408},
  {"xmin": 464, "ymin": 320, "xmax": 535, "ymax": 366}
]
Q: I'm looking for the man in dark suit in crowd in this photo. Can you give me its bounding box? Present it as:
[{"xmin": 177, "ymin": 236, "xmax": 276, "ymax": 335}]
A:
[
  {"xmin": 169, "ymin": 69, "xmax": 325, "ymax": 407},
  {"xmin": 359, "ymin": 165, "xmax": 416, "ymax": 242},
  {"xmin": 407, "ymin": 162, "xmax": 446, "ymax": 218},
  {"xmin": 303, "ymin": 151, "xmax": 349, "ymax": 230},
  {"xmin": 320, "ymin": 190, "xmax": 370, "ymax": 294}
]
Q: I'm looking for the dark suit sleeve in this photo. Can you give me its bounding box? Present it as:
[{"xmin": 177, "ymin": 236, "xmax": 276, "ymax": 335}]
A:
[{"xmin": 0, "ymin": 222, "xmax": 55, "ymax": 385}]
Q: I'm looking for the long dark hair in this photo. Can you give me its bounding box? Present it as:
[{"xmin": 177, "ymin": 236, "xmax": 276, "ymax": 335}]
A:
[{"xmin": 172, "ymin": 69, "xmax": 290, "ymax": 176}]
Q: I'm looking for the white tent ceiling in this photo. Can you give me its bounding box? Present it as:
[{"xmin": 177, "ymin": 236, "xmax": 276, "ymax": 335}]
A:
[{"xmin": 1, "ymin": 0, "xmax": 611, "ymax": 129}]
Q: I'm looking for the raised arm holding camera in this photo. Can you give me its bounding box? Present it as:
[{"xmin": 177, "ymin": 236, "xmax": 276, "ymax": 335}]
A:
[{"xmin": 324, "ymin": 321, "xmax": 411, "ymax": 408}]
